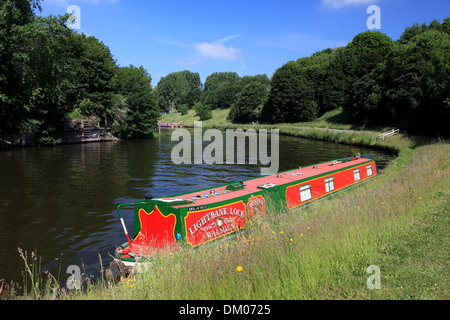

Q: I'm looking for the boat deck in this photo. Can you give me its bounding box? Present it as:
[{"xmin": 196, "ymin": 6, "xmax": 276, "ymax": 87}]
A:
[{"xmin": 170, "ymin": 156, "xmax": 370, "ymax": 208}]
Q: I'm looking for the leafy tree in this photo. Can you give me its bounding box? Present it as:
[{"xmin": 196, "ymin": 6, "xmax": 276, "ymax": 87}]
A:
[
  {"xmin": 203, "ymin": 72, "xmax": 240, "ymax": 92},
  {"xmin": 346, "ymin": 31, "xmax": 394, "ymax": 78},
  {"xmin": 399, "ymin": 18, "xmax": 450, "ymax": 44},
  {"xmin": 240, "ymin": 74, "xmax": 270, "ymax": 87},
  {"xmin": 0, "ymin": 12, "xmax": 82, "ymax": 143},
  {"xmin": 347, "ymin": 65, "xmax": 388, "ymax": 126},
  {"xmin": 383, "ymin": 29, "xmax": 450, "ymax": 136},
  {"xmin": 155, "ymin": 70, "xmax": 202, "ymax": 112},
  {"xmin": 262, "ymin": 61, "xmax": 317, "ymax": 123},
  {"xmin": 0, "ymin": 1, "xmax": 66, "ymax": 137},
  {"xmin": 193, "ymin": 102, "xmax": 212, "ymax": 121},
  {"xmin": 115, "ymin": 65, "xmax": 159, "ymax": 139},
  {"xmin": 346, "ymin": 21, "xmax": 449, "ymax": 136},
  {"xmin": 72, "ymin": 34, "xmax": 117, "ymax": 123},
  {"xmin": 200, "ymin": 74, "xmax": 269, "ymax": 111},
  {"xmin": 338, "ymin": 31, "xmax": 394, "ymax": 122},
  {"xmin": 201, "ymin": 81, "xmax": 241, "ymax": 109},
  {"xmin": 231, "ymin": 82, "xmax": 268, "ymax": 123},
  {"xmin": 296, "ymin": 48, "xmax": 336, "ymax": 115},
  {"xmin": 317, "ymin": 47, "xmax": 352, "ymax": 114},
  {"xmin": 179, "ymin": 104, "xmax": 189, "ymax": 116}
]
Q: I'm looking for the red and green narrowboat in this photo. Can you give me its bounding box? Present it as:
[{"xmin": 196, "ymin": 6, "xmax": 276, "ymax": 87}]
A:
[{"xmin": 113, "ymin": 154, "xmax": 377, "ymax": 266}]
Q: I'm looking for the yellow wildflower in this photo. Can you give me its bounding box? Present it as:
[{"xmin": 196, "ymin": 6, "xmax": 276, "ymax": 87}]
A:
[{"xmin": 236, "ymin": 266, "xmax": 243, "ymax": 272}]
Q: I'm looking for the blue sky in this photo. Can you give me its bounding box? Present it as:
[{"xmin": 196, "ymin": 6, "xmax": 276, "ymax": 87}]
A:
[{"xmin": 39, "ymin": 0, "xmax": 449, "ymax": 86}]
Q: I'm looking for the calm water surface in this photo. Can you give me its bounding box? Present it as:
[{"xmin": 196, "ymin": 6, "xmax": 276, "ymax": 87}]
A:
[{"xmin": 0, "ymin": 129, "xmax": 395, "ymax": 284}]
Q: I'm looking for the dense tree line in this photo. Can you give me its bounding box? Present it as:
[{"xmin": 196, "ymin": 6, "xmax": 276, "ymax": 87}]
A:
[
  {"xmin": 1, "ymin": 1, "xmax": 448, "ymax": 145},
  {"xmin": 155, "ymin": 71, "xmax": 270, "ymax": 123},
  {"xmin": 0, "ymin": 0, "xmax": 159, "ymax": 145},
  {"xmin": 261, "ymin": 19, "xmax": 449, "ymax": 137}
]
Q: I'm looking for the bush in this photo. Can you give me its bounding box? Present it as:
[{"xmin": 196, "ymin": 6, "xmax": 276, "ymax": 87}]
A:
[
  {"xmin": 193, "ymin": 102, "xmax": 212, "ymax": 121},
  {"xmin": 179, "ymin": 104, "xmax": 189, "ymax": 115}
]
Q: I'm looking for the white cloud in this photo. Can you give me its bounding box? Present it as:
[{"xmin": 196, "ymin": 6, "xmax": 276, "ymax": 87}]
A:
[
  {"xmin": 322, "ymin": 0, "xmax": 378, "ymax": 9},
  {"xmin": 174, "ymin": 34, "xmax": 244, "ymax": 69},
  {"xmin": 193, "ymin": 41, "xmax": 242, "ymax": 61},
  {"xmin": 217, "ymin": 33, "xmax": 244, "ymax": 44}
]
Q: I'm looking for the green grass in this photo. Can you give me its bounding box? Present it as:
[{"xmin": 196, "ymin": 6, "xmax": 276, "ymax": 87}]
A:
[
  {"xmin": 160, "ymin": 108, "xmax": 231, "ymax": 126},
  {"xmin": 161, "ymin": 107, "xmax": 425, "ymax": 153}
]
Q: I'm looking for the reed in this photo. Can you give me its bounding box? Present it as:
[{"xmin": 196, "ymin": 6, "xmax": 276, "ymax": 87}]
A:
[{"xmin": 17, "ymin": 248, "xmax": 61, "ymax": 300}]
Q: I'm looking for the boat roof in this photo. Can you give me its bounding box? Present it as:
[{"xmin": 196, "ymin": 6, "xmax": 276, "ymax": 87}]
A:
[{"xmin": 155, "ymin": 156, "xmax": 373, "ymax": 209}]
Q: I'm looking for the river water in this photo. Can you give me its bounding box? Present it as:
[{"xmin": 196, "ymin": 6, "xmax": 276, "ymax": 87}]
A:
[{"xmin": 0, "ymin": 128, "xmax": 395, "ymax": 285}]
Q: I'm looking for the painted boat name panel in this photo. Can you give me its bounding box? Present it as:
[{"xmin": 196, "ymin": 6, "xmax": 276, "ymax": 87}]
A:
[{"xmin": 185, "ymin": 200, "xmax": 247, "ymax": 247}]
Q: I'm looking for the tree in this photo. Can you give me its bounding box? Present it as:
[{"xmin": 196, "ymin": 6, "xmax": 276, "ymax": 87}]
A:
[
  {"xmin": 201, "ymin": 81, "xmax": 241, "ymax": 109},
  {"xmin": 155, "ymin": 70, "xmax": 202, "ymax": 112},
  {"xmin": 115, "ymin": 65, "xmax": 159, "ymax": 139},
  {"xmin": 231, "ymin": 82, "xmax": 268, "ymax": 123},
  {"xmin": 399, "ymin": 18, "xmax": 450, "ymax": 44},
  {"xmin": 240, "ymin": 74, "xmax": 270, "ymax": 87},
  {"xmin": 179, "ymin": 104, "xmax": 189, "ymax": 116},
  {"xmin": 0, "ymin": 10, "xmax": 84, "ymax": 144},
  {"xmin": 193, "ymin": 102, "xmax": 212, "ymax": 121},
  {"xmin": 317, "ymin": 47, "xmax": 353, "ymax": 114},
  {"xmin": 203, "ymin": 72, "xmax": 240, "ymax": 92},
  {"xmin": 346, "ymin": 31, "xmax": 394, "ymax": 78},
  {"xmin": 0, "ymin": 1, "xmax": 51, "ymax": 136},
  {"xmin": 383, "ymin": 29, "xmax": 450, "ymax": 136},
  {"xmin": 347, "ymin": 65, "xmax": 389, "ymax": 126},
  {"xmin": 71, "ymin": 34, "xmax": 117, "ymax": 122},
  {"xmin": 344, "ymin": 20, "xmax": 449, "ymax": 136},
  {"xmin": 338, "ymin": 31, "xmax": 394, "ymax": 122},
  {"xmin": 297, "ymin": 48, "xmax": 336, "ymax": 115},
  {"xmin": 262, "ymin": 61, "xmax": 318, "ymax": 123}
]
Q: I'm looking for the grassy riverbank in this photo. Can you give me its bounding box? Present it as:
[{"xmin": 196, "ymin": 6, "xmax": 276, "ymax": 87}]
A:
[
  {"xmin": 161, "ymin": 108, "xmax": 420, "ymax": 153},
  {"xmin": 5, "ymin": 114, "xmax": 449, "ymax": 300}
]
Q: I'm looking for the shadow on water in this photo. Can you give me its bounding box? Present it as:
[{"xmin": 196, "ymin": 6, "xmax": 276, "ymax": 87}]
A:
[{"xmin": 0, "ymin": 128, "xmax": 396, "ymax": 286}]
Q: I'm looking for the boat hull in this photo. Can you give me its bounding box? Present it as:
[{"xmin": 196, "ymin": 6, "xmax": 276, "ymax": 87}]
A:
[{"xmin": 114, "ymin": 155, "xmax": 377, "ymax": 264}]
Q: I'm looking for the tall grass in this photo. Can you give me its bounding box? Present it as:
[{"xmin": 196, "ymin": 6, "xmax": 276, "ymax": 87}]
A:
[{"xmin": 16, "ymin": 248, "xmax": 61, "ymax": 300}]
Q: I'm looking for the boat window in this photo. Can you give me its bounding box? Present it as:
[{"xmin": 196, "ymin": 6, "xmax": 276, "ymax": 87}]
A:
[
  {"xmin": 367, "ymin": 164, "xmax": 373, "ymax": 176},
  {"xmin": 300, "ymin": 184, "xmax": 312, "ymax": 202},
  {"xmin": 325, "ymin": 177, "xmax": 335, "ymax": 193},
  {"xmin": 353, "ymin": 168, "xmax": 361, "ymax": 182}
]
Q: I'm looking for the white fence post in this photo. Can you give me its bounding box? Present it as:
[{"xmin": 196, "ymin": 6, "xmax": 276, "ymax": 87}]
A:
[{"xmin": 379, "ymin": 129, "xmax": 399, "ymax": 140}]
